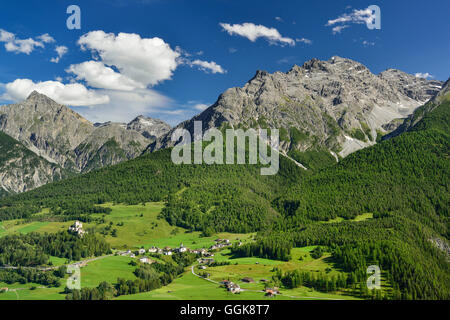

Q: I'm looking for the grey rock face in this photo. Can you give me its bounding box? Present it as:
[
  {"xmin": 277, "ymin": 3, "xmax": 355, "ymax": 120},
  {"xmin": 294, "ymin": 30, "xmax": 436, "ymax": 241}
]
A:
[
  {"xmin": 384, "ymin": 77, "xmax": 449, "ymax": 139},
  {"xmin": 0, "ymin": 92, "xmax": 169, "ymax": 174},
  {"xmin": 0, "ymin": 91, "xmax": 95, "ymax": 169},
  {"xmin": 0, "ymin": 131, "xmax": 68, "ymax": 195},
  {"xmin": 379, "ymin": 69, "xmax": 443, "ymax": 101},
  {"xmin": 151, "ymin": 56, "xmax": 443, "ymax": 158}
]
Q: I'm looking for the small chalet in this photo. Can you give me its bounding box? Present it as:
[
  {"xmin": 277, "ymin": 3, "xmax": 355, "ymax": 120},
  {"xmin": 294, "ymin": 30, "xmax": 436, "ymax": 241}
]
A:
[{"xmin": 241, "ymin": 277, "xmax": 255, "ymax": 283}]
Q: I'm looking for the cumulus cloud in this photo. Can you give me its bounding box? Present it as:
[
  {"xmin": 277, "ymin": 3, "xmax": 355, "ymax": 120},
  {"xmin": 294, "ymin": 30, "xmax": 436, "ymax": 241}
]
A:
[
  {"xmin": 0, "ymin": 29, "xmax": 52, "ymax": 54},
  {"xmin": 66, "ymin": 60, "xmax": 145, "ymax": 91},
  {"xmin": 2, "ymin": 29, "xmax": 226, "ymax": 124},
  {"xmin": 78, "ymin": 31, "xmax": 180, "ymax": 87},
  {"xmin": 189, "ymin": 60, "xmax": 227, "ymax": 74},
  {"xmin": 50, "ymin": 45, "xmax": 68, "ymax": 63},
  {"xmin": 415, "ymin": 73, "xmax": 433, "ymax": 79},
  {"xmin": 2, "ymin": 78, "xmax": 109, "ymax": 106},
  {"xmin": 219, "ymin": 22, "xmax": 295, "ymax": 46},
  {"xmin": 326, "ymin": 7, "xmax": 377, "ymax": 34},
  {"xmin": 4, "ymin": 38, "xmax": 44, "ymax": 54},
  {"xmin": 73, "ymin": 88, "xmax": 175, "ymax": 124}
]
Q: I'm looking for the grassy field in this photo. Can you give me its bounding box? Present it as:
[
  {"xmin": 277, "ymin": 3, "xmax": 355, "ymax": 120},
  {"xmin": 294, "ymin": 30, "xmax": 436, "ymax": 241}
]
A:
[
  {"xmin": 320, "ymin": 213, "xmax": 373, "ymax": 224},
  {"xmin": 0, "ymin": 203, "xmax": 253, "ymax": 250},
  {"xmin": 199, "ymin": 246, "xmax": 347, "ymax": 293},
  {"xmin": 115, "ymin": 269, "xmax": 353, "ymax": 300},
  {"xmin": 0, "ymin": 281, "xmax": 65, "ymax": 300},
  {"xmin": 49, "ymin": 256, "xmax": 68, "ymax": 266},
  {"xmin": 0, "ymin": 203, "xmax": 369, "ymax": 300},
  {"xmin": 80, "ymin": 255, "xmax": 138, "ymax": 288}
]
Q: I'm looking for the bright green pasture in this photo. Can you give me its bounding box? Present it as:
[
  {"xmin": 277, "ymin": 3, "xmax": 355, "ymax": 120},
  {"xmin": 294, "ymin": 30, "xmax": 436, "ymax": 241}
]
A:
[{"xmin": 80, "ymin": 255, "xmax": 138, "ymax": 288}]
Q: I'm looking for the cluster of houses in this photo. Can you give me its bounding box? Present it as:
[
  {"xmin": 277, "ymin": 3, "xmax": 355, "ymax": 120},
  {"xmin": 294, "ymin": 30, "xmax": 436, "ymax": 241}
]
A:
[
  {"xmin": 120, "ymin": 239, "xmax": 235, "ymax": 261},
  {"xmin": 68, "ymin": 221, "xmax": 86, "ymax": 237},
  {"xmin": 209, "ymin": 238, "xmax": 235, "ymax": 251}
]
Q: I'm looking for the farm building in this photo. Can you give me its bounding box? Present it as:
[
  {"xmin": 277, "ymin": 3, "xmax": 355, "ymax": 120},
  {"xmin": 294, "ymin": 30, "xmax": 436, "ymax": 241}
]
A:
[{"xmin": 139, "ymin": 257, "xmax": 152, "ymax": 264}]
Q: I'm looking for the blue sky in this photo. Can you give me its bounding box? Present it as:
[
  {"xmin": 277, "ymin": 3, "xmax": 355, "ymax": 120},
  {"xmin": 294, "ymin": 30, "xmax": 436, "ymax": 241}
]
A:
[{"xmin": 0, "ymin": 0, "xmax": 448, "ymax": 126}]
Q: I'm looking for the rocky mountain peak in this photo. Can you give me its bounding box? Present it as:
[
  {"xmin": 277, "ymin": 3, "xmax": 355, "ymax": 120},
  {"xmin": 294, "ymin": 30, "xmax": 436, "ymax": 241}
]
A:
[
  {"xmin": 127, "ymin": 115, "xmax": 171, "ymax": 140},
  {"xmin": 151, "ymin": 56, "xmax": 444, "ymax": 161},
  {"xmin": 379, "ymin": 69, "xmax": 443, "ymax": 102},
  {"xmin": 26, "ymin": 90, "xmax": 48, "ymax": 101},
  {"xmin": 0, "ymin": 92, "xmax": 157, "ymax": 173}
]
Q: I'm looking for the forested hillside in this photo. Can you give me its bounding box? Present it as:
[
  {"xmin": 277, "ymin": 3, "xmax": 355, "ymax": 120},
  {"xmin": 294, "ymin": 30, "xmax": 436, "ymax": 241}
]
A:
[
  {"xmin": 0, "ymin": 139, "xmax": 304, "ymax": 232},
  {"xmin": 245, "ymin": 95, "xmax": 450, "ymax": 299}
]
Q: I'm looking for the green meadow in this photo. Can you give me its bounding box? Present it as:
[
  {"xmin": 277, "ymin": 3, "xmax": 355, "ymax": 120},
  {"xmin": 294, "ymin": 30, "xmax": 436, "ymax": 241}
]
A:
[
  {"xmin": 0, "ymin": 203, "xmax": 365, "ymax": 300},
  {"xmin": 80, "ymin": 255, "xmax": 138, "ymax": 288},
  {"xmin": 320, "ymin": 213, "xmax": 373, "ymax": 224}
]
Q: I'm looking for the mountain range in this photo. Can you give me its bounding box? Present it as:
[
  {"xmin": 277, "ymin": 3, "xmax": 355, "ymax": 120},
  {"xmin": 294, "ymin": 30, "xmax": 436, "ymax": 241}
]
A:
[
  {"xmin": 0, "ymin": 92, "xmax": 170, "ymax": 193},
  {"xmin": 150, "ymin": 56, "xmax": 442, "ymax": 160},
  {"xmin": 0, "ymin": 56, "xmax": 444, "ymax": 194}
]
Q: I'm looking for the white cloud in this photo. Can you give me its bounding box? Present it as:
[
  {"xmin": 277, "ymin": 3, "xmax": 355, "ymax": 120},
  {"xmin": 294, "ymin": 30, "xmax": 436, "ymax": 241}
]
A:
[
  {"xmin": 78, "ymin": 30, "xmax": 180, "ymax": 87},
  {"xmin": 193, "ymin": 103, "xmax": 209, "ymax": 111},
  {"xmin": 2, "ymin": 78, "xmax": 109, "ymax": 106},
  {"xmin": 331, "ymin": 25, "xmax": 349, "ymax": 34},
  {"xmin": 51, "ymin": 45, "xmax": 68, "ymax": 63},
  {"xmin": 414, "ymin": 73, "xmax": 433, "ymax": 79},
  {"xmin": 73, "ymin": 88, "xmax": 174, "ymax": 124},
  {"xmin": 189, "ymin": 60, "xmax": 227, "ymax": 74},
  {"xmin": 176, "ymin": 46, "xmax": 226, "ymax": 75},
  {"xmin": 295, "ymin": 38, "xmax": 312, "ymax": 44},
  {"xmin": 326, "ymin": 7, "xmax": 377, "ymax": 34},
  {"xmin": 0, "ymin": 29, "xmax": 14, "ymax": 42},
  {"xmin": 275, "ymin": 17, "xmax": 283, "ymax": 22},
  {"xmin": 219, "ymin": 22, "xmax": 295, "ymax": 46},
  {"xmin": 4, "ymin": 38, "xmax": 44, "ymax": 54},
  {"xmin": 66, "ymin": 60, "xmax": 145, "ymax": 91},
  {"xmin": 229, "ymin": 47, "xmax": 238, "ymax": 53},
  {"xmin": 37, "ymin": 33, "xmax": 55, "ymax": 44},
  {"xmin": 0, "ymin": 29, "xmax": 51, "ymax": 54}
]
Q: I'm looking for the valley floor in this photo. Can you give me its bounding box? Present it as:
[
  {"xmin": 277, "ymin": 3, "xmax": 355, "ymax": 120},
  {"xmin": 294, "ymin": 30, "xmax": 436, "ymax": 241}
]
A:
[{"xmin": 0, "ymin": 203, "xmax": 379, "ymax": 300}]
